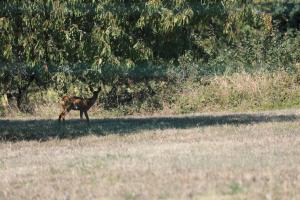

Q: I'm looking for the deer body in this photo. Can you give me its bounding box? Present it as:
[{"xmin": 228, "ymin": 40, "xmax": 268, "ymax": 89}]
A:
[{"xmin": 58, "ymin": 88, "xmax": 100, "ymax": 122}]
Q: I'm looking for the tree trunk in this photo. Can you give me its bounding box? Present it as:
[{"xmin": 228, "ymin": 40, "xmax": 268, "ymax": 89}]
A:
[
  {"xmin": 0, "ymin": 94, "xmax": 9, "ymax": 115},
  {"xmin": 16, "ymin": 88, "xmax": 34, "ymax": 113}
]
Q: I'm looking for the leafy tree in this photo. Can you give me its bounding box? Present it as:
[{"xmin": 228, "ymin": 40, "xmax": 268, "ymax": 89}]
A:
[{"xmin": 0, "ymin": 0, "xmax": 299, "ymax": 113}]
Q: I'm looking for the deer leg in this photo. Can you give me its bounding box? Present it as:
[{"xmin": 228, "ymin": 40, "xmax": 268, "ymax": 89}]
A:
[
  {"xmin": 80, "ymin": 110, "xmax": 83, "ymax": 120},
  {"xmin": 84, "ymin": 111, "xmax": 89, "ymax": 122},
  {"xmin": 59, "ymin": 107, "xmax": 71, "ymax": 122},
  {"xmin": 58, "ymin": 110, "xmax": 65, "ymax": 122},
  {"xmin": 59, "ymin": 111, "xmax": 67, "ymax": 122},
  {"xmin": 64, "ymin": 107, "xmax": 72, "ymax": 120}
]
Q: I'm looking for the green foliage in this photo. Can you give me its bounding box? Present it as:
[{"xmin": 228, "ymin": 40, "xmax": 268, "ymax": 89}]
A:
[
  {"xmin": 0, "ymin": 0, "xmax": 300, "ymax": 114},
  {"xmin": 227, "ymin": 181, "xmax": 244, "ymax": 195}
]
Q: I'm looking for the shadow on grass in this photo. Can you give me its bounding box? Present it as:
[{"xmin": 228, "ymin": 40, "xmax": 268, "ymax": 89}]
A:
[{"xmin": 0, "ymin": 112, "xmax": 299, "ymax": 141}]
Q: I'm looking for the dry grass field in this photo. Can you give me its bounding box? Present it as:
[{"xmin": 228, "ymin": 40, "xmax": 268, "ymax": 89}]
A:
[{"xmin": 1, "ymin": 109, "xmax": 300, "ymax": 199}]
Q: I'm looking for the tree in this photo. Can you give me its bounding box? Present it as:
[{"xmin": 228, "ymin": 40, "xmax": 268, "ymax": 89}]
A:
[{"xmin": 1, "ymin": 0, "xmax": 298, "ymax": 113}]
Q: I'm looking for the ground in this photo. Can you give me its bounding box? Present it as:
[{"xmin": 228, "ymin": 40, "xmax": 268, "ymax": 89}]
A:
[{"xmin": 0, "ymin": 109, "xmax": 300, "ymax": 199}]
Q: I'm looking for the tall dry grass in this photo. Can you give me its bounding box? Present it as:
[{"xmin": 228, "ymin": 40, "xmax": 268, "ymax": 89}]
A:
[{"xmin": 174, "ymin": 70, "xmax": 300, "ymax": 114}]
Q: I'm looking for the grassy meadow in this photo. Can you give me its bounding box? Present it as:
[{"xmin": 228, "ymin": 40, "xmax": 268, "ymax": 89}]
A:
[{"xmin": 1, "ymin": 109, "xmax": 300, "ymax": 199}]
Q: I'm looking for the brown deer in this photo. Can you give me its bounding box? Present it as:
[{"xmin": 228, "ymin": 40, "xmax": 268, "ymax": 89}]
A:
[{"xmin": 58, "ymin": 86, "xmax": 101, "ymax": 122}]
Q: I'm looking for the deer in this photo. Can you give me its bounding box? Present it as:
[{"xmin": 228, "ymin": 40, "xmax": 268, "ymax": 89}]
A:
[{"xmin": 58, "ymin": 86, "xmax": 101, "ymax": 123}]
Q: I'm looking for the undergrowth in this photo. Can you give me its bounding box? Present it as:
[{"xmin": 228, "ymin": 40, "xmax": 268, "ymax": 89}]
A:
[
  {"xmin": 174, "ymin": 70, "xmax": 300, "ymax": 114},
  {"xmin": 2, "ymin": 69, "xmax": 300, "ymax": 118}
]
